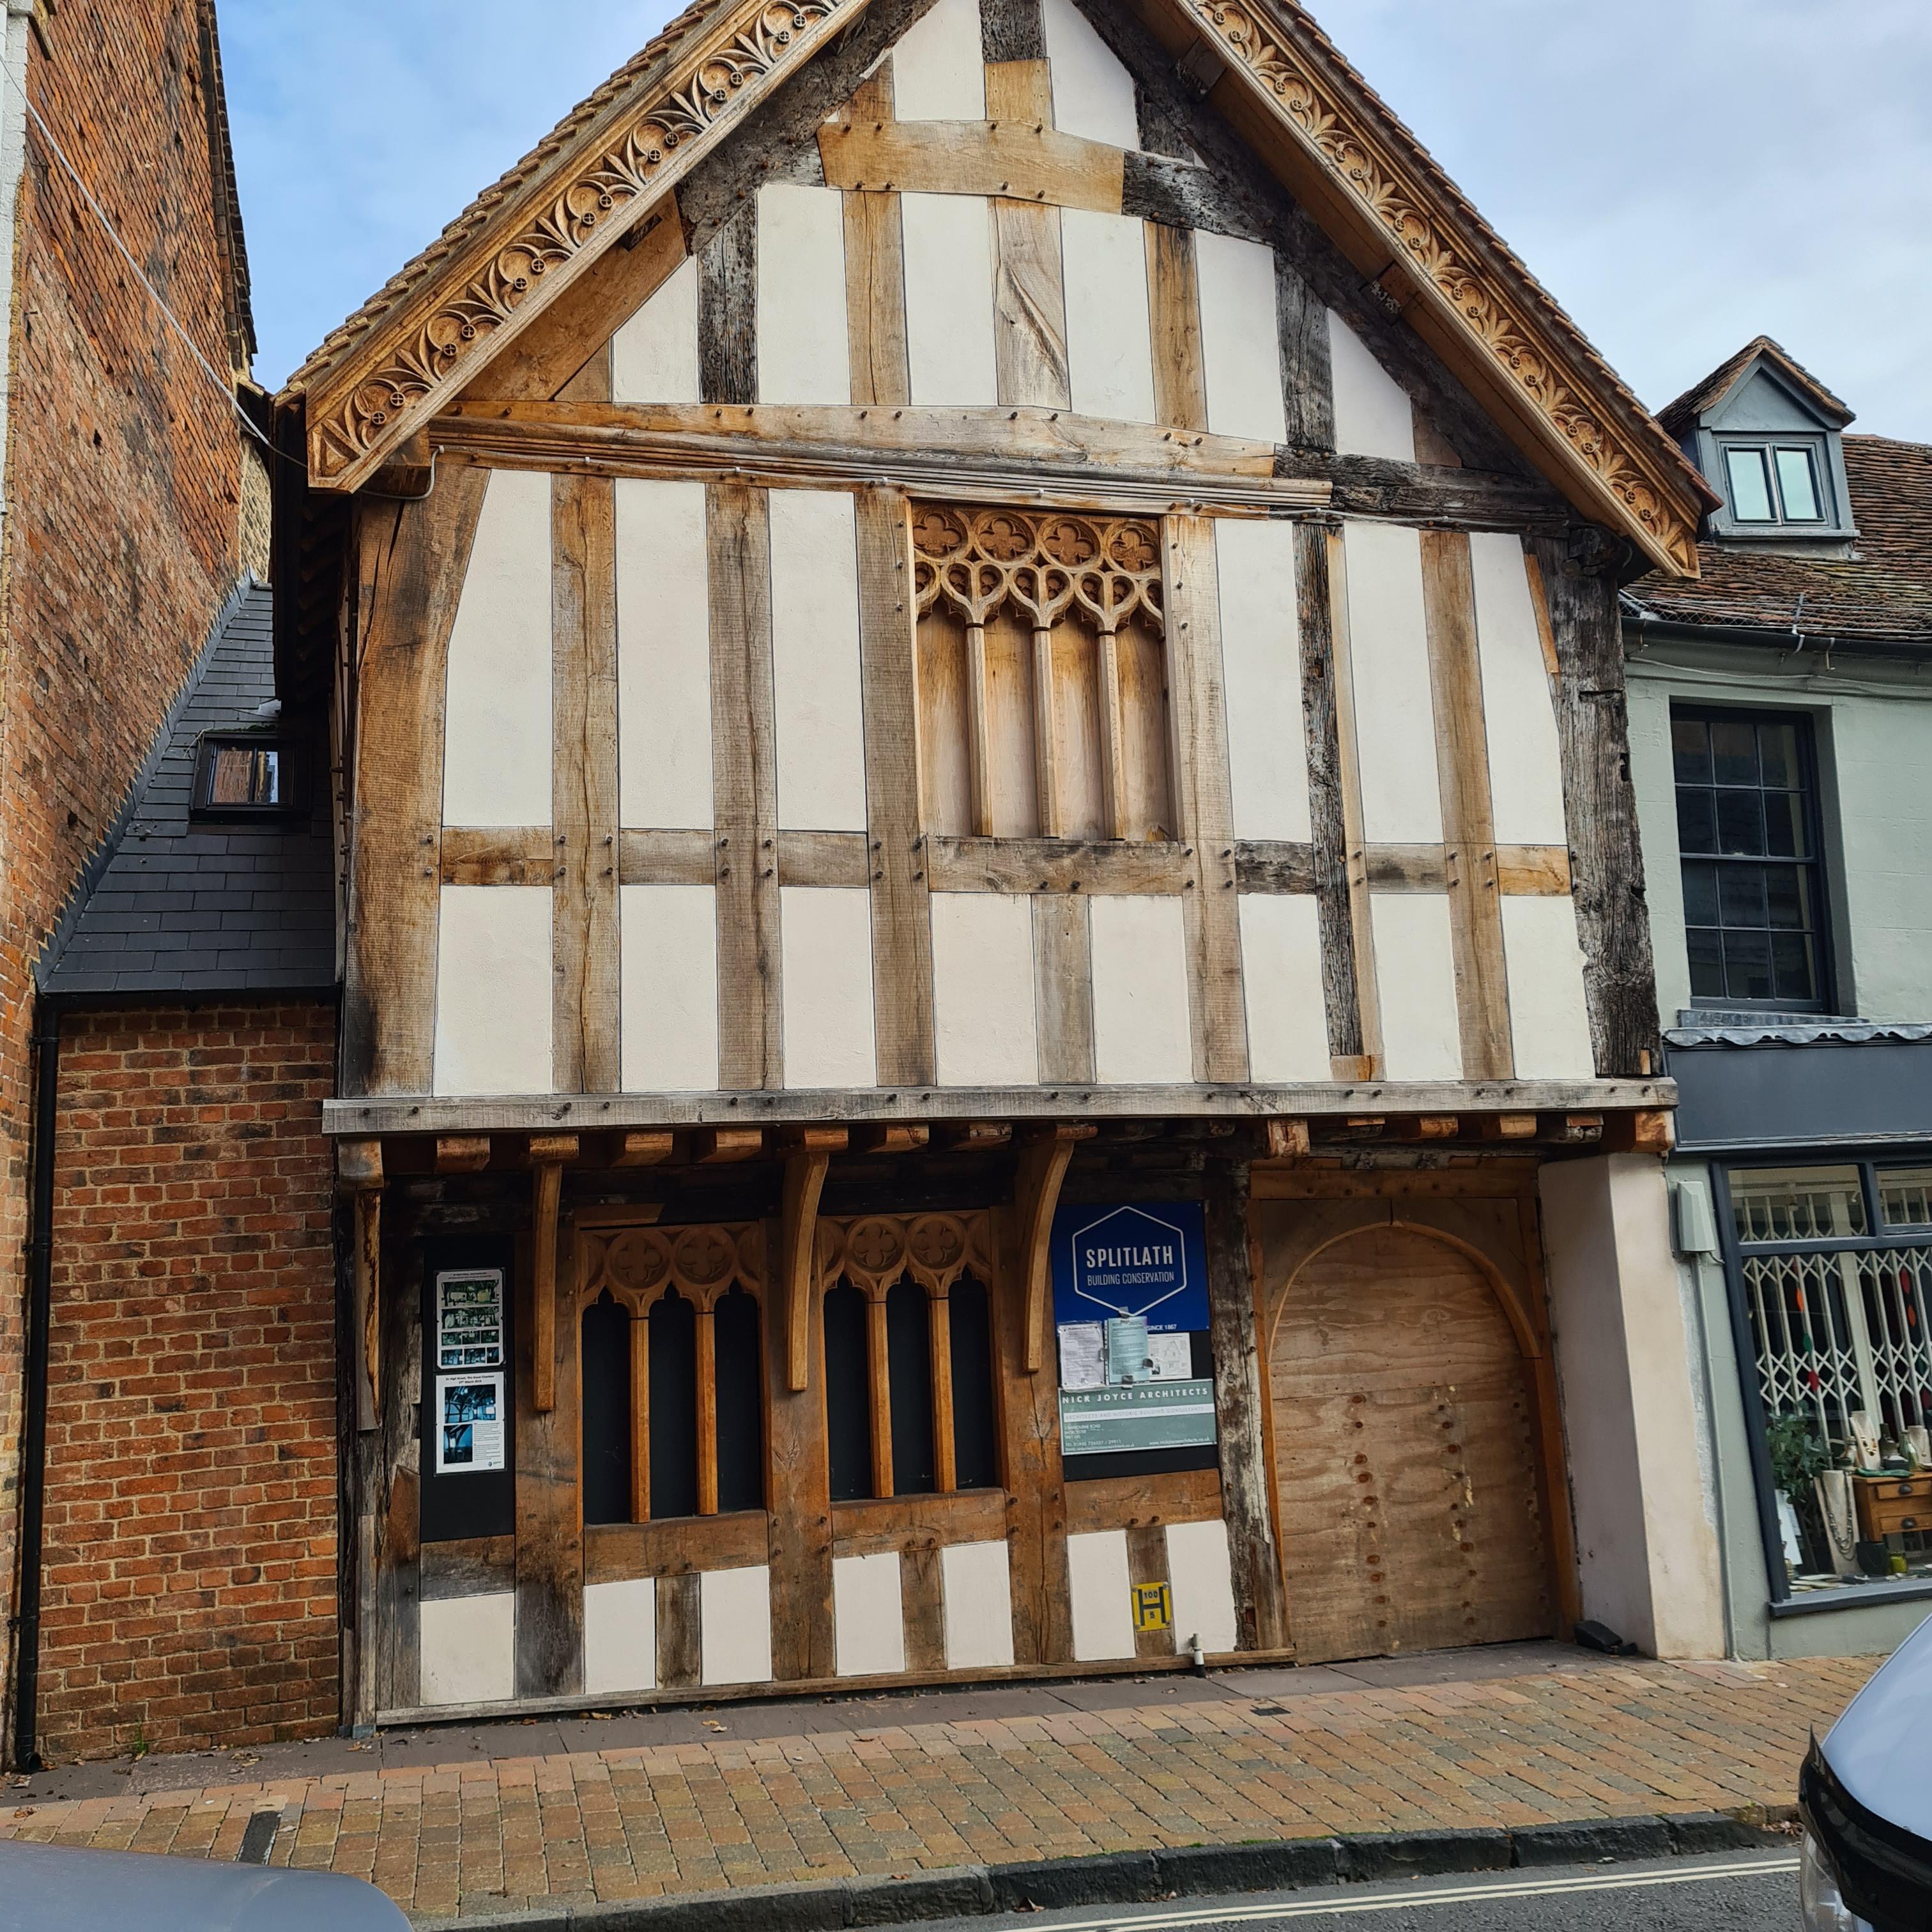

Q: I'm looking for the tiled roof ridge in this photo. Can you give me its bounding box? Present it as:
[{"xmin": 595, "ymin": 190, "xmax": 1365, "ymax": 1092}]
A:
[
  {"xmin": 282, "ymin": 0, "xmax": 723, "ymax": 395},
  {"xmin": 1655, "ymin": 334, "xmax": 1855, "ymax": 440}
]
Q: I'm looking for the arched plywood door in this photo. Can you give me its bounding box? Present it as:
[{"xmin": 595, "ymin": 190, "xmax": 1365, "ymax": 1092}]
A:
[{"xmin": 1268, "ymin": 1225, "xmax": 1551, "ymax": 1664}]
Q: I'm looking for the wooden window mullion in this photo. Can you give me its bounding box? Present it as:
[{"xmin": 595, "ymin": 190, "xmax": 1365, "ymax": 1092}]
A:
[
  {"xmin": 1096, "ymin": 622, "xmax": 1128, "ymax": 840},
  {"xmin": 965, "ymin": 621, "xmax": 994, "ymax": 836},
  {"xmin": 696, "ymin": 1304, "xmax": 719, "ymax": 1515},
  {"xmin": 867, "ymin": 1290, "xmax": 894, "ymax": 1498},
  {"xmin": 928, "ymin": 1288, "xmax": 956, "ymax": 1494},
  {"xmin": 630, "ymin": 1314, "xmax": 650, "ymax": 1523}
]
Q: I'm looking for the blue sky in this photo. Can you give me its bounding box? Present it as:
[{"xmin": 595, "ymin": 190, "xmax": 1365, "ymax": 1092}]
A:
[{"xmin": 224, "ymin": 0, "xmax": 1932, "ymax": 438}]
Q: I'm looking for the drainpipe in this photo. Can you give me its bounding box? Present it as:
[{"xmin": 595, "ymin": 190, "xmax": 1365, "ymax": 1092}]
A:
[{"xmin": 11, "ymin": 996, "xmax": 59, "ymax": 1770}]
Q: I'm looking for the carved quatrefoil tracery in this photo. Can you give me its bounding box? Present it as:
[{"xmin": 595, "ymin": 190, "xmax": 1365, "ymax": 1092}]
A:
[{"xmin": 912, "ymin": 507, "xmax": 1165, "ymax": 640}]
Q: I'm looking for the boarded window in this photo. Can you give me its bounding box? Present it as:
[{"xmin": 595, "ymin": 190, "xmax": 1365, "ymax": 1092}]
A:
[
  {"xmin": 948, "ymin": 1277, "xmax": 1000, "ymax": 1491},
  {"xmin": 885, "ymin": 1281, "xmax": 936, "ymax": 1495},
  {"xmin": 912, "ymin": 505, "xmax": 1172, "ymax": 842},
  {"xmin": 581, "ymin": 1291, "xmax": 632, "ymax": 1526},
  {"xmin": 825, "ymin": 1282, "xmax": 875, "ymax": 1503},
  {"xmin": 714, "ymin": 1287, "xmax": 764, "ymax": 1514},
  {"xmin": 648, "ymin": 1290, "xmax": 700, "ymax": 1519}
]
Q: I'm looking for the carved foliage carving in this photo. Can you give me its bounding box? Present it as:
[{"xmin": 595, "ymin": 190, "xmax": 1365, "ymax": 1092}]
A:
[
  {"xmin": 1183, "ymin": 0, "xmax": 1696, "ymax": 572},
  {"xmin": 912, "ymin": 505, "xmax": 1165, "ymax": 639},
  {"xmin": 578, "ymin": 1220, "xmax": 766, "ymax": 1314},
  {"xmin": 308, "ymin": 0, "xmax": 850, "ymax": 480}
]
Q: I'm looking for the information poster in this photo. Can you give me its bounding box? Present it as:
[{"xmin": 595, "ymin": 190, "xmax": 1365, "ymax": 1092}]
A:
[
  {"xmin": 436, "ymin": 1268, "xmax": 505, "ymax": 1371},
  {"xmin": 1050, "ymin": 1202, "xmax": 1216, "ymax": 1455},
  {"xmin": 436, "ymin": 1371, "xmax": 506, "ymax": 1475}
]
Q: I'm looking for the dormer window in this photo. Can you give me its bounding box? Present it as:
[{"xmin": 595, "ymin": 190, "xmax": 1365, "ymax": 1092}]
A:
[{"xmin": 1721, "ymin": 440, "xmax": 1827, "ymax": 526}]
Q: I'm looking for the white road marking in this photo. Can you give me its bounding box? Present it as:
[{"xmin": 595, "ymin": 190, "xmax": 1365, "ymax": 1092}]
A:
[{"xmin": 1034, "ymin": 1858, "xmax": 1801, "ymax": 1928}]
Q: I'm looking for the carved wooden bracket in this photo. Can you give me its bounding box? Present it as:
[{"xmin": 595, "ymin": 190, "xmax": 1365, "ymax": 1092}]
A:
[
  {"xmin": 435, "ymin": 1135, "xmax": 491, "ymax": 1173},
  {"xmin": 1014, "ymin": 1124, "xmax": 1096, "ymax": 1372},
  {"xmin": 337, "ymin": 1138, "xmax": 384, "ymax": 1432},
  {"xmin": 780, "ymin": 1128, "xmax": 848, "ymax": 1392},
  {"xmin": 528, "ymin": 1133, "xmax": 579, "ymax": 1413}
]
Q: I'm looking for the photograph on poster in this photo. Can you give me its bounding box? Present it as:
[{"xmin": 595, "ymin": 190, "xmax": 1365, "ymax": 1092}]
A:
[
  {"xmin": 436, "ymin": 1268, "xmax": 505, "ymax": 1372},
  {"xmin": 436, "ymin": 1371, "xmax": 506, "ymax": 1475}
]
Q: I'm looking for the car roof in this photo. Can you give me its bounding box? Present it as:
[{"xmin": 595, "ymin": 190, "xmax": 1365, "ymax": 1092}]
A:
[{"xmin": 1823, "ymin": 1611, "xmax": 1932, "ymax": 1836}]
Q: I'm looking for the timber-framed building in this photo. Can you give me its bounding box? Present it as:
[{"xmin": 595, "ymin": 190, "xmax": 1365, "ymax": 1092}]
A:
[{"xmin": 272, "ymin": 0, "xmax": 1729, "ymax": 1724}]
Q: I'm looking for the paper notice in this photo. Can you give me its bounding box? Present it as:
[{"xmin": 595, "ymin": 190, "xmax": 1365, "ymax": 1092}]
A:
[
  {"xmin": 1057, "ymin": 1322, "xmax": 1105, "ymax": 1390},
  {"xmin": 436, "ymin": 1371, "xmax": 506, "ymax": 1475},
  {"xmin": 1146, "ymin": 1331, "xmax": 1195, "ymax": 1380}
]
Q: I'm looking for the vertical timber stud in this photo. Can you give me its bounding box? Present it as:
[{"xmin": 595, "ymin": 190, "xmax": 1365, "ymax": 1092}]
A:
[
  {"xmin": 1292, "ymin": 523, "xmax": 1363, "ymax": 1070},
  {"xmin": 1146, "ymin": 222, "xmax": 1208, "ymax": 434},
  {"xmin": 528, "ymin": 1136, "xmax": 576, "ymax": 1414},
  {"xmin": 338, "ymin": 1138, "xmax": 384, "ymax": 1434},
  {"xmin": 1275, "ymin": 255, "xmax": 1334, "ymax": 454},
  {"xmin": 552, "ymin": 472, "xmax": 621, "ymax": 1092},
  {"xmin": 1033, "ymin": 896, "xmax": 1096, "ymax": 1084},
  {"xmin": 370, "ymin": 1242, "xmax": 424, "ymax": 1720},
  {"xmin": 1164, "ymin": 516, "xmax": 1248, "ymax": 1084},
  {"xmin": 1420, "ymin": 530, "xmax": 1512, "ymax": 1080},
  {"xmin": 988, "ymin": 57, "xmax": 1070, "ymax": 413},
  {"xmin": 343, "ymin": 468, "xmax": 490, "ymax": 1096},
  {"xmin": 765, "ymin": 1211, "xmax": 836, "ymax": 1680},
  {"xmin": 857, "ymin": 489, "xmax": 936, "ymax": 1084},
  {"xmin": 1207, "ymin": 1162, "xmax": 1288, "ymax": 1652},
  {"xmin": 841, "ymin": 66, "xmax": 911, "ymax": 409},
  {"xmin": 781, "ymin": 1128, "xmax": 845, "ymax": 1392},
  {"xmin": 1528, "ymin": 539, "xmax": 1661, "ymax": 1077},
  {"xmin": 1322, "ymin": 523, "xmax": 1384, "ymax": 1077}
]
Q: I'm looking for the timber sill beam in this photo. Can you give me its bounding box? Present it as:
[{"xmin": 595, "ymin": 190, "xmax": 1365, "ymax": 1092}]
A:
[
  {"xmin": 527, "ymin": 1133, "xmax": 579, "ymax": 1414},
  {"xmin": 337, "ymin": 1138, "xmax": 384, "ymax": 1432},
  {"xmin": 1015, "ymin": 1123, "xmax": 1097, "ymax": 1374},
  {"xmin": 780, "ymin": 1127, "xmax": 848, "ymax": 1393}
]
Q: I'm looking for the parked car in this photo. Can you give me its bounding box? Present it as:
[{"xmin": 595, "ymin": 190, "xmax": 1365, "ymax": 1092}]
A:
[
  {"xmin": 1800, "ymin": 1613, "xmax": 1932, "ymax": 1930},
  {"xmin": 0, "ymin": 1837, "xmax": 410, "ymax": 1929}
]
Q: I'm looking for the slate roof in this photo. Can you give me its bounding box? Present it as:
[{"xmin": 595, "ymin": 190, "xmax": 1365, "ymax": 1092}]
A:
[
  {"xmin": 1625, "ymin": 435, "xmax": 1932, "ymax": 648},
  {"xmin": 39, "ymin": 582, "xmax": 337, "ymax": 1000}
]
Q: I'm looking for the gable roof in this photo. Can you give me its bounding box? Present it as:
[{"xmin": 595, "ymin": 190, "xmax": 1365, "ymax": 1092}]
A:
[
  {"xmin": 40, "ymin": 584, "xmax": 336, "ymax": 1001},
  {"xmin": 280, "ymin": 0, "xmax": 1710, "ymax": 576},
  {"xmin": 1625, "ymin": 434, "xmax": 1932, "ymax": 648},
  {"xmin": 1657, "ymin": 335, "xmax": 1855, "ymax": 443}
]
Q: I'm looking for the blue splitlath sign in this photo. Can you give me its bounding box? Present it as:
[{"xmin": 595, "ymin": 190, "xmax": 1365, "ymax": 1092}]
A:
[{"xmin": 1049, "ymin": 1200, "xmax": 1209, "ymax": 1334}]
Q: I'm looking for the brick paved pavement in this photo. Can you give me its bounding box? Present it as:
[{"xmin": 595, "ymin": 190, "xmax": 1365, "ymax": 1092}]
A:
[{"xmin": 0, "ymin": 1645, "xmax": 1877, "ymax": 1922}]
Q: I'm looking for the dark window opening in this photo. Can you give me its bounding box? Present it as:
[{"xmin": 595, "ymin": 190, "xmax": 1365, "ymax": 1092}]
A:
[
  {"xmin": 714, "ymin": 1288, "xmax": 765, "ymax": 1514},
  {"xmin": 581, "ymin": 1291, "xmax": 632, "ymax": 1527},
  {"xmin": 886, "ymin": 1281, "xmax": 935, "ymax": 1496},
  {"xmin": 949, "ymin": 1277, "xmax": 1000, "ymax": 1491},
  {"xmin": 824, "ymin": 1282, "xmax": 874, "ymax": 1503},
  {"xmin": 648, "ymin": 1289, "xmax": 699, "ymax": 1520}
]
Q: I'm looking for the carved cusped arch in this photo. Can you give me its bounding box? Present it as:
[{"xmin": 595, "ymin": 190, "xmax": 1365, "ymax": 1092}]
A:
[{"xmin": 578, "ymin": 1219, "xmax": 766, "ymax": 1316}]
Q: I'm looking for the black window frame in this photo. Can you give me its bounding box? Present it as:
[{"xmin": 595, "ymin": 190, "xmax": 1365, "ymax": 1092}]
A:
[
  {"xmin": 1671, "ymin": 702, "xmax": 1836, "ymax": 1014},
  {"xmin": 191, "ymin": 732, "xmax": 302, "ymax": 818}
]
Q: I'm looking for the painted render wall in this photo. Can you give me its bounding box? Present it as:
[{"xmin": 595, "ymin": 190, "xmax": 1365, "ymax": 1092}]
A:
[{"xmin": 1627, "ymin": 644, "xmax": 1932, "ymax": 1025}]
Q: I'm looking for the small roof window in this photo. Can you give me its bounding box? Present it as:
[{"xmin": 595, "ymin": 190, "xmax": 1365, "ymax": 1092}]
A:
[
  {"xmin": 1721, "ymin": 440, "xmax": 1828, "ymax": 527},
  {"xmin": 192, "ymin": 735, "xmax": 299, "ymax": 816}
]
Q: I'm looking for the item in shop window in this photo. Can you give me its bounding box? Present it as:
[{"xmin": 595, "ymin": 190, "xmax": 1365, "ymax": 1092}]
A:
[
  {"xmin": 1856, "ymin": 1538, "xmax": 1892, "ymax": 1577},
  {"xmin": 1815, "ymin": 1469, "xmax": 1860, "ymax": 1579},
  {"xmin": 1851, "ymin": 1410, "xmax": 1882, "ymax": 1471},
  {"xmin": 1906, "ymin": 1425, "xmax": 1931, "ymax": 1471}
]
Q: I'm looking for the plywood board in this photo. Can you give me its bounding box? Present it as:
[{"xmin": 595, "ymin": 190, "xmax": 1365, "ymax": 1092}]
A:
[
  {"xmin": 769, "ymin": 489, "xmax": 867, "ymax": 832},
  {"xmin": 620, "ymin": 884, "xmax": 720, "ymax": 1091},
  {"xmin": 1340, "ymin": 521, "xmax": 1442, "ymax": 845},
  {"xmin": 832, "ymin": 1549, "xmax": 907, "ymax": 1676},
  {"xmin": 1216, "ymin": 518, "xmax": 1310, "ymax": 842},
  {"xmin": 756, "ymin": 185, "xmax": 850, "ymax": 406},
  {"xmin": 1238, "ymin": 895, "xmax": 1331, "ymax": 1082},
  {"xmin": 779, "ymin": 886, "xmax": 877, "ymax": 1088},
  {"xmin": 583, "ymin": 1577, "xmax": 657, "ymax": 1695},
  {"xmin": 941, "ymin": 1539, "xmax": 1016, "ymax": 1668},
  {"xmin": 1500, "ymin": 896, "xmax": 1597, "ymax": 1080},
  {"xmin": 700, "ymin": 1564, "xmax": 774, "ymax": 1686},
  {"xmin": 1041, "ymin": 0, "xmax": 1139, "ymax": 149},
  {"xmin": 443, "ymin": 468, "xmax": 553, "ymax": 828},
  {"xmin": 1061, "ymin": 208, "xmax": 1156, "ymax": 423},
  {"xmin": 1469, "ymin": 532, "xmax": 1568, "ymax": 847},
  {"xmin": 1066, "ymin": 1528, "xmax": 1135, "ymax": 1660},
  {"xmin": 902, "ymin": 192, "xmax": 998, "ymax": 405},
  {"xmin": 1195, "ymin": 230, "xmax": 1287, "ymax": 447},
  {"xmin": 434, "ymin": 887, "xmax": 554, "ymax": 1095},
  {"xmin": 1164, "ymin": 1517, "xmax": 1238, "ymax": 1655},
  {"xmin": 931, "ymin": 890, "xmax": 1040, "ymax": 1085},
  {"xmin": 419, "ymin": 1591, "xmax": 516, "ymax": 1706},
  {"xmin": 1089, "ymin": 893, "xmax": 1192, "ymax": 1084},
  {"xmin": 1328, "ymin": 310, "xmax": 1417, "ymax": 463},
  {"xmin": 616, "ymin": 478, "xmax": 712, "ymax": 829},
  {"xmin": 1368, "ymin": 892, "xmax": 1462, "ymax": 1082},
  {"xmin": 891, "ymin": 0, "xmax": 986, "ymax": 119},
  {"xmin": 612, "ymin": 255, "xmax": 700, "ymax": 405}
]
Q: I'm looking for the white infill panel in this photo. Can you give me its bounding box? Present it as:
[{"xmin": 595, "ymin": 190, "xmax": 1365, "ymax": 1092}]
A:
[
  {"xmin": 443, "ymin": 468, "xmax": 552, "ymax": 829},
  {"xmin": 1061, "ymin": 208, "xmax": 1155, "ymax": 424},
  {"xmin": 1195, "ymin": 230, "xmax": 1287, "ymax": 447},
  {"xmin": 941, "ymin": 1540, "xmax": 1016, "ymax": 1669},
  {"xmin": 903, "ymin": 193, "xmax": 997, "ymax": 406},
  {"xmin": 1164, "ymin": 1519, "xmax": 1238, "ymax": 1655},
  {"xmin": 1369, "ymin": 893, "xmax": 1461, "ymax": 1082},
  {"xmin": 1341, "ymin": 521, "xmax": 1442, "ymax": 845},
  {"xmin": 1501, "ymin": 896, "xmax": 1597, "ymax": 1080},
  {"xmin": 611, "ymin": 254, "xmax": 700, "ymax": 404},
  {"xmin": 434, "ymin": 887, "xmax": 553, "ymax": 1096},
  {"xmin": 583, "ymin": 1577, "xmax": 657, "ymax": 1696},
  {"xmin": 780, "ymin": 887, "xmax": 877, "ymax": 1088},
  {"xmin": 1216, "ymin": 518, "xmax": 1309, "ymax": 842},
  {"xmin": 620, "ymin": 884, "xmax": 719, "ymax": 1091},
  {"xmin": 700, "ymin": 1565, "xmax": 774, "ymax": 1685},
  {"xmin": 889, "ymin": 0, "xmax": 985, "ymax": 120},
  {"xmin": 419, "ymin": 1592, "xmax": 515, "ymax": 1707},
  {"xmin": 833, "ymin": 1551, "xmax": 907, "ymax": 1676},
  {"xmin": 616, "ymin": 478, "xmax": 711, "ymax": 829},
  {"xmin": 1238, "ymin": 896, "xmax": 1330, "ymax": 1083},
  {"xmin": 931, "ymin": 891, "xmax": 1039, "ymax": 1086},
  {"xmin": 770, "ymin": 489, "xmax": 866, "ymax": 832},
  {"xmin": 1469, "ymin": 532, "xmax": 1569, "ymax": 847},
  {"xmin": 1066, "ymin": 1529, "xmax": 1135, "ymax": 1660},
  {"xmin": 1041, "ymin": 0, "xmax": 1140, "ymax": 149},
  {"xmin": 1089, "ymin": 895, "xmax": 1192, "ymax": 1084},
  {"xmin": 756, "ymin": 184, "xmax": 850, "ymax": 406},
  {"xmin": 1328, "ymin": 310, "xmax": 1416, "ymax": 463}
]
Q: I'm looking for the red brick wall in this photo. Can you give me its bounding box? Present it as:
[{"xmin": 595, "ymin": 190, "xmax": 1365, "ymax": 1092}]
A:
[
  {"xmin": 37, "ymin": 1004, "xmax": 338, "ymax": 1763},
  {"xmin": 0, "ymin": 0, "xmax": 247, "ymax": 1733}
]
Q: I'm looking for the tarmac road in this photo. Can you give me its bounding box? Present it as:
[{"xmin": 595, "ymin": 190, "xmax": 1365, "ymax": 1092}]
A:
[{"xmin": 956, "ymin": 1851, "xmax": 1799, "ymax": 1932}]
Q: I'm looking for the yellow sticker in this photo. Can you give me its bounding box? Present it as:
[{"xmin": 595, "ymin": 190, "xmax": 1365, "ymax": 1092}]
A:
[{"xmin": 1131, "ymin": 1581, "xmax": 1173, "ymax": 1632}]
